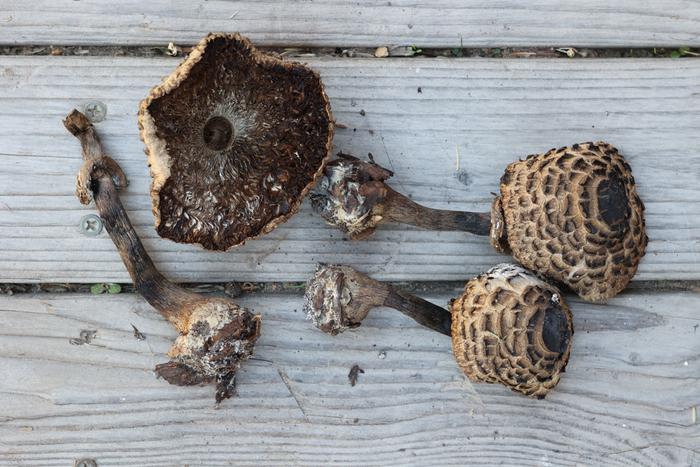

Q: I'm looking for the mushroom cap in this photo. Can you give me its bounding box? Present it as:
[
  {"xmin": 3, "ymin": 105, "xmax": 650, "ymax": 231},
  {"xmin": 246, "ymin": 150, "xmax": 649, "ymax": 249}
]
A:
[
  {"xmin": 303, "ymin": 263, "xmax": 388, "ymax": 334},
  {"xmin": 310, "ymin": 153, "xmax": 394, "ymax": 239},
  {"xmin": 491, "ymin": 142, "xmax": 647, "ymax": 302},
  {"xmin": 139, "ymin": 33, "xmax": 334, "ymax": 250},
  {"xmin": 154, "ymin": 298, "xmax": 261, "ymax": 403},
  {"xmin": 451, "ymin": 264, "xmax": 573, "ymax": 398}
]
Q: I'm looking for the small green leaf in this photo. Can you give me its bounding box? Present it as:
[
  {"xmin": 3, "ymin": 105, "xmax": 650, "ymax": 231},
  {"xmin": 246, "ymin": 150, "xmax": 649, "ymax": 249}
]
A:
[
  {"xmin": 670, "ymin": 50, "xmax": 681, "ymax": 58},
  {"xmin": 91, "ymin": 283, "xmax": 107, "ymax": 295},
  {"xmin": 107, "ymin": 283, "xmax": 122, "ymax": 294}
]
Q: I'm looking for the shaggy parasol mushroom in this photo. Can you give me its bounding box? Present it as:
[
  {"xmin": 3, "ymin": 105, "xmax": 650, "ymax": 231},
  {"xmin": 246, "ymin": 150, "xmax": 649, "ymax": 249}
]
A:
[
  {"xmin": 304, "ymin": 263, "xmax": 573, "ymax": 398},
  {"xmin": 65, "ymin": 109, "xmax": 261, "ymax": 403},
  {"xmin": 311, "ymin": 143, "xmax": 647, "ymax": 302},
  {"xmin": 138, "ymin": 32, "xmax": 333, "ymax": 251}
]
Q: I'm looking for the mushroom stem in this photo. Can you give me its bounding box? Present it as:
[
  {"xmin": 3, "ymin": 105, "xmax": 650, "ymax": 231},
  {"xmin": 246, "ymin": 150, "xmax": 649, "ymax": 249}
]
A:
[
  {"xmin": 64, "ymin": 109, "xmax": 261, "ymax": 403},
  {"xmin": 382, "ymin": 285, "xmax": 452, "ymax": 336},
  {"xmin": 304, "ymin": 264, "xmax": 451, "ymax": 335},
  {"xmin": 64, "ymin": 109, "xmax": 196, "ymax": 328},
  {"xmin": 94, "ymin": 174, "xmax": 198, "ymax": 327},
  {"xmin": 311, "ymin": 153, "xmax": 493, "ymax": 240},
  {"xmin": 381, "ymin": 187, "xmax": 491, "ymax": 235}
]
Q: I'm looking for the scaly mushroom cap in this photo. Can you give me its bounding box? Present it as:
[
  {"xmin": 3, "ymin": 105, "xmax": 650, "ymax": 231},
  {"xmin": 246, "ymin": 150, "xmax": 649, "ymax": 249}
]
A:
[
  {"xmin": 451, "ymin": 264, "xmax": 573, "ymax": 398},
  {"xmin": 303, "ymin": 263, "xmax": 388, "ymax": 334},
  {"xmin": 310, "ymin": 153, "xmax": 394, "ymax": 239},
  {"xmin": 155, "ymin": 298, "xmax": 261, "ymax": 403},
  {"xmin": 491, "ymin": 142, "xmax": 647, "ymax": 302},
  {"xmin": 139, "ymin": 33, "xmax": 334, "ymax": 250}
]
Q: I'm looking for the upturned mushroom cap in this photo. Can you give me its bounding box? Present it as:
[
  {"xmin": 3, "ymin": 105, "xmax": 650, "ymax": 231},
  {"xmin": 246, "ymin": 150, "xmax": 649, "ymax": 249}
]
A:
[
  {"xmin": 155, "ymin": 298, "xmax": 261, "ymax": 403},
  {"xmin": 451, "ymin": 264, "xmax": 573, "ymax": 398},
  {"xmin": 303, "ymin": 263, "xmax": 388, "ymax": 334},
  {"xmin": 139, "ymin": 33, "xmax": 334, "ymax": 250},
  {"xmin": 491, "ymin": 142, "xmax": 647, "ymax": 302},
  {"xmin": 310, "ymin": 153, "xmax": 394, "ymax": 239}
]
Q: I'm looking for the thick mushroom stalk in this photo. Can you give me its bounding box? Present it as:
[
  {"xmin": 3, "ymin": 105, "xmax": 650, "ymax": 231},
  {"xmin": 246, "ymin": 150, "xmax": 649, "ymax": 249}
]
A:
[
  {"xmin": 304, "ymin": 264, "xmax": 451, "ymax": 336},
  {"xmin": 303, "ymin": 263, "xmax": 572, "ymax": 398},
  {"xmin": 64, "ymin": 109, "xmax": 261, "ymax": 403},
  {"xmin": 311, "ymin": 144, "xmax": 647, "ymax": 302},
  {"xmin": 310, "ymin": 153, "xmax": 491, "ymax": 240}
]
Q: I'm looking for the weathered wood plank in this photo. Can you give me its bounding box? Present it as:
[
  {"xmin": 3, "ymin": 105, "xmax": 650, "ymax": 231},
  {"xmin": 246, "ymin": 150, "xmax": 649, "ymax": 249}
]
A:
[
  {"xmin": 0, "ymin": 290, "xmax": 698, "ymax": 465},
  {"xmin": 0, "ymin": 56, "xmax": 699, "ymax": 283},
  {"xmin": 2, "ymin": 1, "xmax": 700, "ymax": 48}
]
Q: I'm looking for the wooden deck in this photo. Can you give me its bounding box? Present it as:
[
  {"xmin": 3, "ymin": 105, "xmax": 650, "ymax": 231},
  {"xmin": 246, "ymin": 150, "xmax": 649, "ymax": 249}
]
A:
[
  {"xmin": 3, "ymin": 1, "xmax": 700, "ymax": 47},
  {"xmin": 1, "ymin": 292, "xmax": 698, "ymax": 465},
  {"xmin": 1, "ymin": 2, "xmax": 699, "ymax": 466},
  {"xmin": 2, "ymin": 57, "xmax": 699, "ymax": 283}
]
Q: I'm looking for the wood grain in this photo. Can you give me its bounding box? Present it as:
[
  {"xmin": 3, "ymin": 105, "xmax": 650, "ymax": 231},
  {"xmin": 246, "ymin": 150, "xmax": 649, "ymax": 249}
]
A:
[
  {"xmin": 2, "ymin": 0, "xmax": 699, "ymax": 47},
  {"xmin": 0, "ymin": 290, "xmax": 698, "ymax": 465},
  {"xmin": 0, "ymin": 56, "xmax": 699, "ymax": 283}
]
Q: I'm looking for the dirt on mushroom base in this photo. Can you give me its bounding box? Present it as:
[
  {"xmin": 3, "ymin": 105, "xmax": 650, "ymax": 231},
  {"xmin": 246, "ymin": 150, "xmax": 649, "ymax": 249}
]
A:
[{"xmin": 156, "ymin": 298, "xmax": 261, "ymax": 403}]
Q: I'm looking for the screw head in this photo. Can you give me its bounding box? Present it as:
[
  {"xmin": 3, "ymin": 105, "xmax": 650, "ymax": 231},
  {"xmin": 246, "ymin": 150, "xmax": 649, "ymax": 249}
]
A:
[
  {"xmin": 83, "ymin": 100, "xmax": 107, "ymax": 123},
  {"xmin": 80, "ymin": 214, "xmax": 103, "ymax": 236},
  {"xmin": 74, "ymin": 459, "xmax": 97, "ymax": 467}
]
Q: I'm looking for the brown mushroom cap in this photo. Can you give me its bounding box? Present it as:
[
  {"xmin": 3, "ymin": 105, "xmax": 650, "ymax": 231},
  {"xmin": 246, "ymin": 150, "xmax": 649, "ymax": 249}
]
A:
[
  {"xmin": 451, "ymin": 264, "xmax": 573, "ymax": 398},
  {"xmin": 491, "ymin": 142, "xmax": 647, "ymax": 302},
  {"xmin": 139, "ymin": 33, "xmax": 334, "ymax": 250}
]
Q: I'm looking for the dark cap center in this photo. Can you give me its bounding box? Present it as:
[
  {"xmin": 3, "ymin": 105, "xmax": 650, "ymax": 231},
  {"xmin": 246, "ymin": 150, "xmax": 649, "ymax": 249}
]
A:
[
  {"xmin": 203, "ymin": 116, "xmax": 234, "ymax": 151},
  {"xmin": 541, "ymin": 306, "xmax": 571, "ymax": 354},
  {"xmin": 597, "ymin": 172, "xmax": 630, "ymax": 229}
]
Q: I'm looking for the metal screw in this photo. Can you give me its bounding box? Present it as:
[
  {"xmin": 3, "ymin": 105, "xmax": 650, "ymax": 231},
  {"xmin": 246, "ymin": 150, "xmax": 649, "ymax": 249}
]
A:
[
  {"xmin": 80, "ymin": 214, "xmax": 103, "ymax": 236},
  {"xmin": 83, "ymin": 100, "xmax": 107, "ymax": 123},
  {"xmin": 74, "ymin": 459, "xmax": 97, "ymax": 467}
]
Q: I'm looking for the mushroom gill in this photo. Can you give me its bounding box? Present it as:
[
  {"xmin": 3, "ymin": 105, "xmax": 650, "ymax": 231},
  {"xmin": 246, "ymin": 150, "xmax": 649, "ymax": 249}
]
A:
[{"xmin": 139, "ymin": 33, "xmax": 334, "ymax": 250}]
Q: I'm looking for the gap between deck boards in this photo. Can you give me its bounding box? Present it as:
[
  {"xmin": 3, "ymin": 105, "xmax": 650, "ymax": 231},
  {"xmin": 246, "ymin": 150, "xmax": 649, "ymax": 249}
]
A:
[
  {"xmin": 1, "ymin": 279, "xmax": 698, "ymax": 297},
  {"xmin": 1, "ymin": 44, "xmax": 699, "ymax": 59}
]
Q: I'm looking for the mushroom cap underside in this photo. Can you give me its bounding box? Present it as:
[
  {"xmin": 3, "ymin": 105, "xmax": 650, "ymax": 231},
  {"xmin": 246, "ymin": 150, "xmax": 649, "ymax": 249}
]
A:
[
  {"xmin": 492, "ymin": 141, "xmax": 647, "ymax": 302},
  {"xmin": 139, "ymin": 32, "xmax": 334, "ymax": 250},
  {"xmin": 450, "ymin": 263, "xmax": 573, "ymax": 398}
]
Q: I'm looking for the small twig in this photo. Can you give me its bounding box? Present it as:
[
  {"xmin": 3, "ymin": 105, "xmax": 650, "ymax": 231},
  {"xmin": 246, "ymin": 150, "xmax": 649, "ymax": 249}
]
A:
[
  {"xmin": 277, "ymin": 368, "xmax": 308, "ymax": 418},
  {"xmin": 348, "ymin": 364, "xmax": 365, "ymax": 386},
  {"xmin": 69, "ymin": 329, "xmax": 97, "ymax": 346},
  {"xmin": 131, "ymin": 324, "xmax": 146, "ymax": 341}
]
